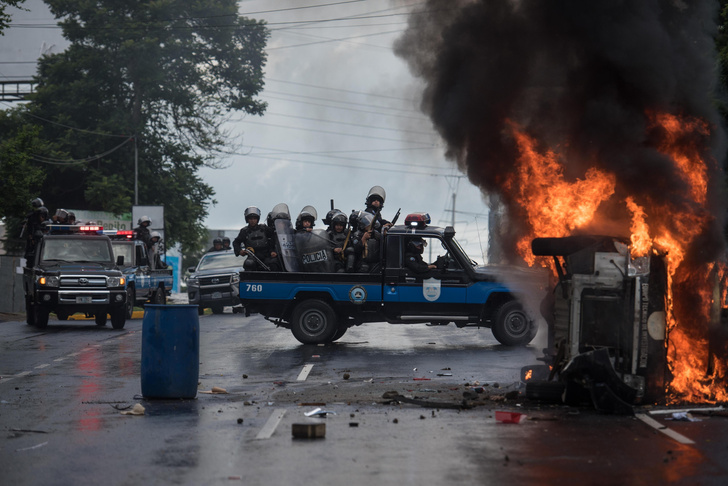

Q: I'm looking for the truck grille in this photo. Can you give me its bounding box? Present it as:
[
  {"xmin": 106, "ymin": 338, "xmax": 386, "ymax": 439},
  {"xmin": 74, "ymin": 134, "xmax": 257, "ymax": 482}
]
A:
[
  {"xmin": 199, "ymin": 275, "xmax": 231, "ymax": 287},
  {"xmin": 60, "ymin": 275, "xmax": 107, "ymax": 288}
]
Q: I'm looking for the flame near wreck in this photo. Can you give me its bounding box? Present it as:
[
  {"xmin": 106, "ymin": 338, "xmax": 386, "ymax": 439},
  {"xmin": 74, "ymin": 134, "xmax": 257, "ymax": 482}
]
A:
[{"xmin": 395, "ymin": 0, "xmax": 728, "ymax": 403}]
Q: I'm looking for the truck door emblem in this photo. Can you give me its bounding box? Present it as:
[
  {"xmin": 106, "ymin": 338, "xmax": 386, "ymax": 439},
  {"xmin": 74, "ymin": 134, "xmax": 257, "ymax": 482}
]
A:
[
  {"xmin": 79, "ymin": 278, "xmax": 89, "ymax": 286},
  {"xmin": 423, "ymin": 278, "xmax": 441, "ymax": 302},
  {"xmin": 349, "ymin": 285, "xmax": 367, "ymax": 305}
]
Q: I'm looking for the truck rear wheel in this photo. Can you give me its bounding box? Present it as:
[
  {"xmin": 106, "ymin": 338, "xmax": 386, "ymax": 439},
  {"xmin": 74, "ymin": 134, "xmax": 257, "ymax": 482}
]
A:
[
  {"xmin": 125, "ymin": 288, "xmax": 135, "ymax": 319},
  {"xmin": 110, "ymin": 308, "xmax": 126, "ymax": 330},
  {"xmin": 290, "ymin": 299, "xmax": 338, "ymax": 344},
  {"xmin": 95, "ymin": 313, "xmax": 108, "ymax": 326},
  {"xmin": 491, "ymin": 300, "xmax": 537, "ymax": 346},
  {"xmin": 153, "ymin": 287, "xmax": 166, "ymax": 305},
  {"xmin": 211, "ymin": 305, "xmax": 224, "ymax": 314}
]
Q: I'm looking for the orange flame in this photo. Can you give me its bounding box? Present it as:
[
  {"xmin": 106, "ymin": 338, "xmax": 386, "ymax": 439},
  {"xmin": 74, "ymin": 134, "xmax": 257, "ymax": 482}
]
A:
[
  {"xmin": 505, "ymin": 114, "xmax": 726, "ymax": 404},
  {"xmin": 505, "ymin": 122, "xmax": 616, "ymax": 264}
]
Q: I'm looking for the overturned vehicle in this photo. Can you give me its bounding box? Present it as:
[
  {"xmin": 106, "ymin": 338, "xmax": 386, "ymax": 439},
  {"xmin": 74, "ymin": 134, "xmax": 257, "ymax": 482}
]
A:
[{"xmin": 525, "ymin": 236, "xmax": 668, "ymax": 413}]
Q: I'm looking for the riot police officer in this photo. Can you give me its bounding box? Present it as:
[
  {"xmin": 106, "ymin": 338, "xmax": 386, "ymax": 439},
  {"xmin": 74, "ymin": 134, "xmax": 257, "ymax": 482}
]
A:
[
  {"xmin": 134, "ymin": 216, "xmax": 152, "ymax": 246},
  {"xmin": 345, "ymin": 210, "xmax": 381, "ymax": 273},
  {"xmin": 52, "ymin": 208, "xmax": 70, "ymax": 224},
  {"xmin": 208, "ymin": 237, "xmax": 223, "ymax": 252},
  {"xmin": 233, "ymin": 206, "xmax": 280, "ymax": 271},
  {"xmin": 21, "ymin": 198, "xmax": 48, "ymax": 267},
  {"xmin": 148, "ymin": 231, "xmax": 166, "ymax": 269},
  {"xmin": 404, "ymin": 237, "xmax": 437, "ymax": 274},
  {"xmin": 363, "ymin": 185, "xmax": 391, "ymax": 231},
  {"xmin": 326, "ymin": 210, "xmax": 348, "ymax": 272},
  {"xmin": 222, "ymin": 236, "xmax": 231, "ymax": 251}
]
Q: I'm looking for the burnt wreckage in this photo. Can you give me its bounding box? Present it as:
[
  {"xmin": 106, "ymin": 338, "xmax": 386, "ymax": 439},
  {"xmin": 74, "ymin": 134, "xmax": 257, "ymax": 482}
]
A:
[{"xmin": 528, "ymin": 236, "xmax": 668, "ymax": 413}]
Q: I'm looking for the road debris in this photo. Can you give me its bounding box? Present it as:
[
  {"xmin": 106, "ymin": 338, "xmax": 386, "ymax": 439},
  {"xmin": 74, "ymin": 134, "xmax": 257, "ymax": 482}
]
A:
[
  {"xmin": 292, "ymin": 422, "xmax": 326, "ymax": 439},
  {"xmin": 304, "ymin": 407, "xmax": 337, "ymax": 417},
  {"xmin": 16, "ymin": 441, "xmax": 48, "ymax": 452},
  {"xmin": 495, "ymin": 411, "xmax": 526, "ymax": 424},
  {"xmin": 382, "ymin": 391, "xmax": 473, "ymax": 409},
  {"xmin": 199, "ymin": 386, "xmax": 228, "ymax": 394},
  {"xmin": 120, "ymin": 403, "xmax": 146, "ymax": 416},
  {"xmin": 668, "ymin": 412, "xmax": 702, "ymax": 422}
]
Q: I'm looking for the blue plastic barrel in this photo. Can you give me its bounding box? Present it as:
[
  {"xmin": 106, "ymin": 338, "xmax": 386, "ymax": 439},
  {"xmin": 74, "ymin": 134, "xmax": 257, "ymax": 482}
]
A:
[{"xmin": 141, "ymin": 304, "xmax": 200, "ymax": 399}]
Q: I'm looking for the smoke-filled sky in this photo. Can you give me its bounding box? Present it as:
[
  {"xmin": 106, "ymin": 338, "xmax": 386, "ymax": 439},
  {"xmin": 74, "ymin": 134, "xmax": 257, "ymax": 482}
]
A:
[{"xmin": 395, "ymin": 0, "xmax": 727, "ymax": 263}]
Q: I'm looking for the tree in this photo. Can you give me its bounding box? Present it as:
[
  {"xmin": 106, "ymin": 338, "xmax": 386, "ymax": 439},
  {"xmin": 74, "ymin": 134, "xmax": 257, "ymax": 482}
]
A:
[
  {"xmin": 0, "ymin": 0, "xmax": 25, "ymax": 34},
  {"xmin": 22, "ymin": 0, "xmax": 268, "ymax": 252}
]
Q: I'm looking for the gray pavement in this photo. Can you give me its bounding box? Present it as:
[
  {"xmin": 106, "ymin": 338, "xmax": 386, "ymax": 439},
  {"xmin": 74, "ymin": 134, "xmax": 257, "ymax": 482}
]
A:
[{"xmin": 0, "ymin": 309, "xmax": 727, "ymax": 485}]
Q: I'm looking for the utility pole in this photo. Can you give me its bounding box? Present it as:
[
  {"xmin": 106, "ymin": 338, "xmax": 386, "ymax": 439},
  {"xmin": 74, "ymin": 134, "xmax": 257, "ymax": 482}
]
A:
[{"xmin": 134, "ymin": 135, "xmax": 138, "ymax": 205}]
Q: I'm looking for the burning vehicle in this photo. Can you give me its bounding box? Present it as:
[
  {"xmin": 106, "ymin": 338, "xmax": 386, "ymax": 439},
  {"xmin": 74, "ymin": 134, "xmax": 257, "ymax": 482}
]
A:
[{"xmin": 395, "ymin": 1, "xmax": 728, "ymax": 410}]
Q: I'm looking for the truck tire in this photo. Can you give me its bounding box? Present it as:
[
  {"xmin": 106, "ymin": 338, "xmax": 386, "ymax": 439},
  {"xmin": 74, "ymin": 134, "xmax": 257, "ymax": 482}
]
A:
[
  {"xmin": 26, "ymin": 298, "xmax": 36, "ymax": 326},
  {"xmin": 56, "ymin": 311, "xmax": 69, "ymax": 321},
  {"xmin": 95, "ymin": 313, "xmax": 108, "ymax": 326},
  {"xmin": 110, "ymin": 308, "xmax": 126, "ymax": 330},
  {"xmin": 330, "ymin": 325, "xmax": 348, "ymax": 342},
  {"xmin": 211, "ymin": 305, "xmax": 224, "ymax": 315},
  {"xmin": 34, "ymin": 304, "xmax": 49, "ymax": 328},
  {"xmin": 290, "ymin": 299, "xmax": 339, "ymax": 344},
  {"xmin": 125, "ymin": 288, "xmax": 135, "ymax": 319},
  {"xmin": 197, "ymin": 306, "xmax": 205, "ymax": 316},
  {"xmin": 491, "ymin": 300, "xmax": 536, "ymax": 346}
]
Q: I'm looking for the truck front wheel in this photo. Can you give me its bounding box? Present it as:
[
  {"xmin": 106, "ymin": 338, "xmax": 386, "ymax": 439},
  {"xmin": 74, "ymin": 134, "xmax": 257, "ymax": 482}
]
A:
[
  {"xmin": 95, "ymin": 313, "xmax": 108, "ymax": 326},
  {"xmin": 34, "ymin": 304, "xmax": 49, "ymax": 328},
  {"xmin": 26, "ymin": 298, "xmax": 36, "ymax": 326},
  {"xmin": 110, "ymin": 308, "xmax": 126, "ymax": 330},
  {"xmin": 491, "ymin": 301, "xmax": 537, "ymax": 346},
  {"xmin": 290, "ymin": 299, "xmax": 338, "ymax": 344}
]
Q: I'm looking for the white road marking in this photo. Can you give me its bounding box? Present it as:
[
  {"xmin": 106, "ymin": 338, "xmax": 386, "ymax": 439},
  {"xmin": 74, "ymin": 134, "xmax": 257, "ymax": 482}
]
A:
[
  {"xmin": 16, "ymin": 371, "xmax": 32, "ymax": 377},
  {"xmin": 53, "ymin": 358, "xmax": 65, "ymax": 362},
  {"xmin": 34, "ymin": 364, "xmax": 50, "ymax": 369},
  {"xmin": 256, "ymin": 408, "xmax": 287, "ymax": 440},
  {"xmin": 0, "ymin": 377, "xmax": 15, "ymax": 383},
  {"xmin": 296, "ymin": 364, "xmax": 314, "ymax": 381},
  {"xmin": 635, "ymin": 413, "xmax": 695, "ymax": 445}
]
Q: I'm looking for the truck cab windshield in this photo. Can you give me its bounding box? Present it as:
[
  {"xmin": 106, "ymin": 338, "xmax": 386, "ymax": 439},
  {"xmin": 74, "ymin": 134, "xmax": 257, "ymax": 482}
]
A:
[{"xmin": 41, "ymin": 238, "xmax": 112, "ymax": 263}]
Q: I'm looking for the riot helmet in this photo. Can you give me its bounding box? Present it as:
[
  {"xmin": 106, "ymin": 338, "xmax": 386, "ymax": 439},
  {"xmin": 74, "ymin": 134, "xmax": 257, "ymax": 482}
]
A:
[
  {"xmin": 213, "ymin": 237, "xmax": 223, "ymax": 247},
  {"xmin": 67, "ymin": 211, "xmax": 76, "ymax": 224},
  {"xmin": 151, "ymin": 231, "xmax": 162, "ymax": 242},
  {"xmin": 323, "ymin": 209, "xmax": 343, "ymax": 226},
  {"xmin": 268, "ymin": 203, "xmax": 291, "ymax": 223},
  {"xmin": 296, "ymin": 205, "xmax": 318, "ymax": 230},
  {"xmin": 31, "ymin": 197, "xmax": 44, "ymax": 209},
  {"xmin": 357, "ymin": 212, "xmax": 375, "ymax": 231},
  {"xmin": 222, "ymin": 236, "xmax": 231, "ymax": 248},
  {"xmin": 38, "ymin": 207, "xmax": 49, "ymax": 220},
  {"xmin": 54, "ymin": 208, "xmax": 69, "ymax": 223},
  {"xmin": 366, "ymin": 185, "xmax": 386, "ymax": 208},
  {"xmin": 138, "ymin": 215, "xmax": 151, "ymax": 226},
  {"xmin": 407, "ymin": 237, "xmax": 426, "ymax": 254},
  {"xmin": 331, "ymin": 212, "xmax": 347, "ymax": 227},
  {"xmin": 244, "ymin": 206, "xmax": 261, "ymax": 223}
]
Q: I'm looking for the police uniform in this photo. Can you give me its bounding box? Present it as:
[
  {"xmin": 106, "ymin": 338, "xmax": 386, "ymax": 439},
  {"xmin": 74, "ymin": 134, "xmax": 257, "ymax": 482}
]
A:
[
  {"xmin": 404, "ymin": 251, "xmax": 432, "ymax": 274},
  {"xmin": 233, "ymin": 223, "xmax": 279, "ymax": 271}
]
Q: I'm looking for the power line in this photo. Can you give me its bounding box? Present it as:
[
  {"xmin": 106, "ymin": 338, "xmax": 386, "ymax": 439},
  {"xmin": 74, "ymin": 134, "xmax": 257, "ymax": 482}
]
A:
[{"xmin": 29, "ymin": 137, "xmax": 133, "ymax": 165}]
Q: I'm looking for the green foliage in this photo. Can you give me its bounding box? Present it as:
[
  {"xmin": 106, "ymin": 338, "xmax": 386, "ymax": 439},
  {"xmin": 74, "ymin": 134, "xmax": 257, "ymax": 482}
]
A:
[
  {"xmin": 0, "ymin": 0, "xmax": 26, "ymax": 34},
  {"xmin": 18, "ymin": 0, "xmax": 268, "ymax": 253}
]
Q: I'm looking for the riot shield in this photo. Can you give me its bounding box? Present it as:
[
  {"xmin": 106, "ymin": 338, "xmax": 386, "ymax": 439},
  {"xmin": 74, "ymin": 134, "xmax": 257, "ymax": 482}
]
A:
[
  {"xmin": 274, "ymin": 218, "xmax": 300, "ymax": 272},
  {"xmin": 295, "ymin": 229, "xmax": 335, "ymax": 272}
]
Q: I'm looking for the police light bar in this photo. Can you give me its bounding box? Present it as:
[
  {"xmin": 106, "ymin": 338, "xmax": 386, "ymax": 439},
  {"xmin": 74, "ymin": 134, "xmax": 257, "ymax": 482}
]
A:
[
  {"xmin": 404, "ymin": 212, "xmax": 431, "ymax": 229},
  {"xmin": 79, "ymin": 225, "xmax": 103, "ymax": 233},
  {"xmin": 117, "ymin": 230, "xmax": 134, "ymax": 238}
]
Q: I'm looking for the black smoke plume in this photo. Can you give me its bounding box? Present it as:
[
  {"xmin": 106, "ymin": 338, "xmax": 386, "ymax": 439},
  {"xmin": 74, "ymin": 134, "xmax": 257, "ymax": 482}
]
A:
[{"xmin": 394, "ymin": 0, "xmax": 726, "ymax": 264}]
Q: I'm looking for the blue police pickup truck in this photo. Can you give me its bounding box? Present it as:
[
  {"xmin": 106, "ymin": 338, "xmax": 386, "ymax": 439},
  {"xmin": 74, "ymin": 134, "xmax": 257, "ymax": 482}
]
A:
[
  {"xmin": 238, "ymin": 213, "xmax": 543, "ymax": 345},
  {"xmin": 108, "ymin": 231, "xmax": 173, "ymax": 318}
]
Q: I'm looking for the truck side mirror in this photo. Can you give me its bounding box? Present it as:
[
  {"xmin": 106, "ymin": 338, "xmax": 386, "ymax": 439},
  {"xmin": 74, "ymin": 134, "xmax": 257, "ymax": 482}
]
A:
[
  {"xmin": 116, "ymin": 255, "xmax": 124, "ymax": 266},
  {"xmin": 444, "ymin": 226, "xmax": 456, "ymax": 239}
]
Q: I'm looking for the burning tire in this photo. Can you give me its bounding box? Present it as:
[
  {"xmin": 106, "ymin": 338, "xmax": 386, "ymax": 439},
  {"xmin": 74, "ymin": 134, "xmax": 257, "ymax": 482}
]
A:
[
  {"xmin": 290, "ymin": 299, "xmax": 338, "ymax": 344},
  {"xmin": 491, "ymin": 301, "xmax": 536, "ymax": 346}
]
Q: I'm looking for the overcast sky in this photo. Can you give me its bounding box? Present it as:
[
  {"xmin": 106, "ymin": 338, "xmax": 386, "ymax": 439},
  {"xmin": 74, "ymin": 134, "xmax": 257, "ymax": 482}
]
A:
[{"xmin": 1, "ymin": 0, "xmax": 492, "ymax": 260}]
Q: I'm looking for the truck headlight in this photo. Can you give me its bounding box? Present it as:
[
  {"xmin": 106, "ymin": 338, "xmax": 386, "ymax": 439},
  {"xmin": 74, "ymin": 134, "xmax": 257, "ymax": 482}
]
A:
[
  {"xmin": 188, "ymin": 277, "xmax": 199, "ymax": 287},
  {"xmin": 231, "ymin": 273, "xmax": 240, "ymax": 284},
  {"xmin": 107, "ymin": 277, "xmax": 125, "ymax": 288},
  {"xmin": 38, "ymin": 276, "xmax": 60, "ymax": 287}
]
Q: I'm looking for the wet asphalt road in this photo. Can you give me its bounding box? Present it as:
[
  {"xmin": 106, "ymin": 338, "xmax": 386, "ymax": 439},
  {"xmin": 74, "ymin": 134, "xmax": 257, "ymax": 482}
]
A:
[{"xmin": 1, "ymin": 309, "xmax": 727, "ymax": 486}]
